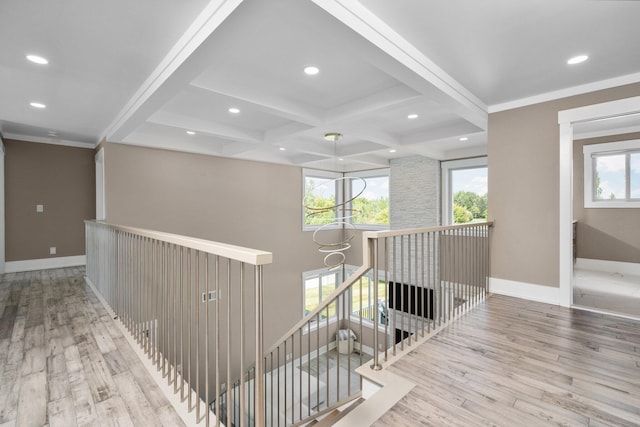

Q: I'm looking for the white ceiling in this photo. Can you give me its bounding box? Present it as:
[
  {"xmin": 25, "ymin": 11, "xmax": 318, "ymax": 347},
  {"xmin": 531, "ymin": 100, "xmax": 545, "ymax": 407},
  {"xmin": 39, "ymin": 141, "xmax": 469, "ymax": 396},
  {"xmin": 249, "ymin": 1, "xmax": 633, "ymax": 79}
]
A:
[{"xmin": 2, "ymin": 0, "xmax": 640, "ymax": 170}]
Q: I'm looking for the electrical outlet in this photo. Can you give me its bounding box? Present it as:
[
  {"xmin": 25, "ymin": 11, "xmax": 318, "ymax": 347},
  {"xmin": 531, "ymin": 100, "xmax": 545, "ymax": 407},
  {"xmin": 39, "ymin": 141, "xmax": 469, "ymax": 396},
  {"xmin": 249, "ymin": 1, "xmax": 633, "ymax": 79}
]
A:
[
  {"xmin": 286, "ymin": 353, "xmax": 292, "ymax": 361},
  {"xmin": 49, "ymin": 246, "xmax": 56, "ymax": 255},
  {"xmin": 36, "ymin": 204, "xmax": 44, "ymax": 213},
  {"xmin": 201, "ymin": 291, "xmax": 217, "ymax": 302}
]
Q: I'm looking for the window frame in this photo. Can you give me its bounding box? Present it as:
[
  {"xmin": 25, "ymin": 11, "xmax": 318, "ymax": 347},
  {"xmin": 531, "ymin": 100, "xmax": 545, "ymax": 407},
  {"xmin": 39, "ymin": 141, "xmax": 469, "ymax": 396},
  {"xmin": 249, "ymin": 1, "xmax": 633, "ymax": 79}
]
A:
[
  {"xmin": 583, "ymin": 139, "xmax": 640, "ymax": 208},
  {"xmin": 346, "ymin": 168, "xmax": 390, "ymax": 230},
  {"xmin": 441, "ymin": 157, "xmax": 488, "ymax": 225},
  {"xmin": 302, "ymin": 168, "xmax": 342, "ymax": 231}
]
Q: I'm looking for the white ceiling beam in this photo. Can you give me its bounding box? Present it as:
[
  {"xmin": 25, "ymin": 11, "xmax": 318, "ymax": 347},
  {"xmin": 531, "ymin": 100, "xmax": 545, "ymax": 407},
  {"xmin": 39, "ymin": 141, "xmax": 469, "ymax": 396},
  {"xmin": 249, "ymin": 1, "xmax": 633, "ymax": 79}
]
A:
[
  {"xmin": 347, "ymin": 129, "xmax": 399, "ymax": 147},
  {"xmin": 336, "ymin": 141, "xmax": 387, "ymax": 157},
  {"xmin": 400, "ymin": 121, "xmax": 482, "ymax": 146},
  {"xmin": 191, "ymin": 83, "xmax": 324, "ymax": 127},
  {"xmin": 344, "ymin": 153, "xmax": 389, "ymax": 168},
  {"xmin": 312, "ymin": 0, "xmax": 488, "ymax": 130},
  {"xmin": 147, "ymin": 110, "xmax": 262, "ymax": 143},
  {"xmin": 221, "ymin": 141, "xmax": 259, "ymax": 156},
  {"xmin": 264, "ymin": 122, "xmax": 315, "ymax": 144},
  {"xmin": 324, "ymin": 85, "xmax": 420, "ymax": 123},
  {"xmin": 103, "ymin": 0, "xmax": 245, "ymax": 143}
]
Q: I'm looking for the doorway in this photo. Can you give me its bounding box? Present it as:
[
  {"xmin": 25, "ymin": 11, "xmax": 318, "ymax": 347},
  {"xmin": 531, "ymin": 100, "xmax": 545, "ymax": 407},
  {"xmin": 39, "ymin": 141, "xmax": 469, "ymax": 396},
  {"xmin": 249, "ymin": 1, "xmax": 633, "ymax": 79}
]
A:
[{"xmin": 558, "ymin": 96, "xmax": 640, "ymax": 317}]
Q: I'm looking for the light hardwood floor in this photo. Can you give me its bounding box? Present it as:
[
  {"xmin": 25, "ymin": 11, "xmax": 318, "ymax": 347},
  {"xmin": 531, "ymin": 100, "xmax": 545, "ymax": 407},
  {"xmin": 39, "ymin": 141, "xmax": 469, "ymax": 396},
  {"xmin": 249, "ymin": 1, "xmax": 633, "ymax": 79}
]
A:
[
  {"xmin": 373, "ymin": 294, "xmax": 640, "ymax": 426},
  {"xmin": 0, "ymin": 267, "xmax": 185, "ymax": 427},
  {"xmin": 574, "ymin": 268, "xmax": 640, "ymax": 319}
]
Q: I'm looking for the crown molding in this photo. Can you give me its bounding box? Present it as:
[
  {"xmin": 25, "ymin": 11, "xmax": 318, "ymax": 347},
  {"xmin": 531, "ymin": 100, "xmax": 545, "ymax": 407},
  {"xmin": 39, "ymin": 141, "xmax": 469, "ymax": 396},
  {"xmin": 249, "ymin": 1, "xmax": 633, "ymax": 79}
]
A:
[
  {"xmin": 3, "ymin": 133, "xmax": 95, "ymax": 149},
  {"xmin": 489, "ymin": 71, "xmax": 640, "ymax": 113}
]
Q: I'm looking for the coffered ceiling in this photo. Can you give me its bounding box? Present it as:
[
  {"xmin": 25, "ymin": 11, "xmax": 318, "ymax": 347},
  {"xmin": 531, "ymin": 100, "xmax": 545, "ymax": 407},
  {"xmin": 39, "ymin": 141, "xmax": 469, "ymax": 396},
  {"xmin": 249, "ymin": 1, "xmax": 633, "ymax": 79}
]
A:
[{"xmin": 2, "ymin": 0, "xmax": 640, "ymax": 171}]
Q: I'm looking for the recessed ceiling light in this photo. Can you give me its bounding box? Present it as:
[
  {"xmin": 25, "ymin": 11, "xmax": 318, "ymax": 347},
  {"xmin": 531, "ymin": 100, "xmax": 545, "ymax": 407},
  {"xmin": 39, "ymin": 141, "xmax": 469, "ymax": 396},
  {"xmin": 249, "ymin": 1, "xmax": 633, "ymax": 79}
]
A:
[
  {"xmin": 228, "ymin": 107, "xmax": 240, "ymax": 114},
  {"xmin": 30, "ymin": 102, "xmax": 46, "ymax": 109},
  {"xmin": 407, "ymin": 114, "xmax": 418, "ymax": 119},
  {"xmin": 279, "ymin": 147, "xmax": 286, "ymax": 151},
  {"xmin": 186, "ymin": 130, "xmax": 196, "ymax": 135},
  {"xmin": 567, "ymin": 55, "xmax": 588, "ymax": 65},
  {"xmin": 338, "ymin": 158, "xmax": 344, "ymax": 161},
  {"xmin": 389, "ymin": 149, "xmax": 397, "ymax": 153},
  {"xmin": 459, "ymin": 137, "xmax": 468, "ymax": 141},
  {"xmin": 304, "ymin": 66, "xmax": 319, "ymax": 75},
  {"xmin": 26, "ymin": 54, "xmax": 48, "ymax": 65}
]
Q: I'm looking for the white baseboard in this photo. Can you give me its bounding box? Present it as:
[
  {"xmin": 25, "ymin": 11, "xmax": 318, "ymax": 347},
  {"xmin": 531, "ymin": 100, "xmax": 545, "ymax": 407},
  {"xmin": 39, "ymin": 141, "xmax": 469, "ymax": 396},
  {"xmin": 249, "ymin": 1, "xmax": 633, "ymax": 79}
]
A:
[
  {"xmin": 575, "ymin": 258, "xmax": 640, "ymax": 276},
  {"xmin": 4, "ymin": 255, "xmax": 86, "ymax": 273},
  {"xmin": 489, "ymin": 277, "xmax": 560, "ymax": 305}
]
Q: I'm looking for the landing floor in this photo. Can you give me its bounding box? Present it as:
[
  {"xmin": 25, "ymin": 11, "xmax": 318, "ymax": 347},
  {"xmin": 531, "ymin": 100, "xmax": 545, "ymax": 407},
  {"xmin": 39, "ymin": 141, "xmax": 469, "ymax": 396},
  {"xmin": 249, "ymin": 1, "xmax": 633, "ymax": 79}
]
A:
[
  {"xmin": 373, "ymin": 294, "xmax": 640, "ymax": 426},
  {"xmin": 0, "ymin": 267, "xmax": 185, "ymax": 427}
]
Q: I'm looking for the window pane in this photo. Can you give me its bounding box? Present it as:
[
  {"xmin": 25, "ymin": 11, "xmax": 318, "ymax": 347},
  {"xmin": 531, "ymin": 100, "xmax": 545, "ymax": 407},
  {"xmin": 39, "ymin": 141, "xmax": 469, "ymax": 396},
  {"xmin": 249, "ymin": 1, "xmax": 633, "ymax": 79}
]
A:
[
  {"xmin": 631, "ymin": 153, "xmax": 640, "ymax": 199},
  {"xmin": 594, "ymin": 154, "xmax": 625, "ymax": 200},
  {"xmin": 304, "ymin": 277, "xmax": 320, "ymax": 315},
  {"xmin": 304, "ymin": 176, "xmax": 336, "ymax": 225},
  {"xmin": 321, "ymin": 274, "xmax": 337, "ymax": 318},
  {"xmin": 352, "ymin": 176, "xmax": 389, "ymax": 225},
  {"xmin": 451, "ymin": 167, "xmax": 488, "ymax": 224}
]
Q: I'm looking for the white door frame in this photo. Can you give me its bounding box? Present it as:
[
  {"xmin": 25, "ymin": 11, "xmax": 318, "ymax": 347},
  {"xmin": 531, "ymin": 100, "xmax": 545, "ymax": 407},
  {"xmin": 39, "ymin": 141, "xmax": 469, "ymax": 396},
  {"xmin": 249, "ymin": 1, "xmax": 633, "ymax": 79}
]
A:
[
  {"xmin": 558, "ymin": 96, "xmax": 640, "ymax": 307},
  {"xmin": 0, "ymin": 138, "xmax": 5, "ymax": 274},
  {"xmin": 95, "ymin": 147, "xmax": 106, "ymax": 220}
]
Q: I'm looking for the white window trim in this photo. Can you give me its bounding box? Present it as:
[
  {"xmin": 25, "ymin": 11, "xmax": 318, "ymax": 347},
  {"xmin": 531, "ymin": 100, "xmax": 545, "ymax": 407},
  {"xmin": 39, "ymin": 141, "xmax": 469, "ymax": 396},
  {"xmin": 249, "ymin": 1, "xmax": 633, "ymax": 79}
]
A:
[
  {"xmin": 583, "ymin": 139, "xmax": 640, "ymax": 208},
  {"xmin": 441, "ymin": 157, "xmax": 488, "ymax": 225},
  {"xmin": 347, "ymin": 168, "xmax": 390, "ymax": 230}
]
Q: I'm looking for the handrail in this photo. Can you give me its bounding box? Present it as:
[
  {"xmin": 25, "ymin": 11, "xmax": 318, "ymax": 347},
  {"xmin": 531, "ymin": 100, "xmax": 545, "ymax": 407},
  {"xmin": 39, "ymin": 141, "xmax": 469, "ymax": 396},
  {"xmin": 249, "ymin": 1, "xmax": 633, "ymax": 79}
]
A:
[
  {"xmin": 85, "ymin": 220, "xmax": 273, "ymax": 265},
  {"xmin": 265, "ymin": 264, "xmax": 371, "ymax": 355},
  {"xmin": 85, "ymin": 220, "xmax": 272, "ymax": 426},
  {"xmin": 362, "ymin": 220, "xmax": 494, "ymax": 240}
]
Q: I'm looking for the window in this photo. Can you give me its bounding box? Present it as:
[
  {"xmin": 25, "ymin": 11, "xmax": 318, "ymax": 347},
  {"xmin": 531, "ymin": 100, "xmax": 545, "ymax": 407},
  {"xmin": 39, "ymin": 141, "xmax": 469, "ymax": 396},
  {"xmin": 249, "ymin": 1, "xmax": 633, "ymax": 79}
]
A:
[
  {"xmin": 349, "ymin": 169, "xmax": 389, "ymax": 228},
  {"xmin": 583, "ymin": 139, "xmax": 640, "ymax": 208},
  {"xmin": 303, "ymin": 269, "xmax": 339, "ymax": 318},
  {"xmin": 303, "ymin": 170, "xmax": 341, "ymax": 229},
  {"xmin": 441, "ymin": 158, "xmax": 488, "ymax": 225},
  {"xmin": 303, "ymin": 168, "xmax": 389, "ymax": 230}
]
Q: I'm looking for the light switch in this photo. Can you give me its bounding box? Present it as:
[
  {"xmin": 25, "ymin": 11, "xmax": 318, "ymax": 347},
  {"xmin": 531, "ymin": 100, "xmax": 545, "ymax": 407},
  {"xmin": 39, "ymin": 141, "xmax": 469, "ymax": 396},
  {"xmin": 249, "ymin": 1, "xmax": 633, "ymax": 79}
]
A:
[
  {"xmin": 36, "ymin": 204, "xmax": 44, "ymax": 213},
  {"xmin": 50, "ymin": 246, "xmax": 56, "ymax": 255}
]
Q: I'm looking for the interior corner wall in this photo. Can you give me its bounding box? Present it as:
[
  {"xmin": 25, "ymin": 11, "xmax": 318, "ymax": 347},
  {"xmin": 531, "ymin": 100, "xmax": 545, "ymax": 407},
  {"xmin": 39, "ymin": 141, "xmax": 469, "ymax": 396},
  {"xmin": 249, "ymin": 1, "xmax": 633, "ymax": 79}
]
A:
[
  {"xmin": 573, "ymin": 132, "xmax": 640, "ymax": 264},
  {"xmin": 102, "ymin": 141, "xmax": 325, "ymax": 346},
  {"xmin": 4, "ymin": 139, "xmax": 95, "ymax": 262},
  {"xmin": 390, "ymin": 156, "xmax": 440, "ymax": 229},
  {"xmin": 488, "ymin": 82, "xmax": 640, "ymax": 288}
]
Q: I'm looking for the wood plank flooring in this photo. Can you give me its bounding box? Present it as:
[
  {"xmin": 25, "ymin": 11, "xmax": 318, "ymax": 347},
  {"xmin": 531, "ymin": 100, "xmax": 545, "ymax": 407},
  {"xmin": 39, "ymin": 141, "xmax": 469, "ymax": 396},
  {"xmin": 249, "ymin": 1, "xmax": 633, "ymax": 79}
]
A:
[
  {"xmin": 0, "ymin": 267, "xmax": 185, "ymax": 427},
  {"xmin": 373, "ymin": 294, "xmax": 640, "ymax": 427}
]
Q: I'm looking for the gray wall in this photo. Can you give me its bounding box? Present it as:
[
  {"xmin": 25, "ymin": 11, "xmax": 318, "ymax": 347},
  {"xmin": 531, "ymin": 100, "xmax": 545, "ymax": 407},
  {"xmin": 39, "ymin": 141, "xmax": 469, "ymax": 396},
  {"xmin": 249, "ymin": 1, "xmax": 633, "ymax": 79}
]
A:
[
  {"xmin": 102, "ymin": 141, "xmax": 326, "ymax": 347},
  {"xmin": 4, "ymin": 139, "xmax": 95, "ymax": 261},
  {"xmin": 573, "ymin": 132, "xmax": 640, "ymax": 264},
  {"xmin": 390, "ymin": 156, "xmax": 440, "ymax": 229},
  {"xmin": 488, "ymin": 82, "xmax": 640, "ymax": 287}
]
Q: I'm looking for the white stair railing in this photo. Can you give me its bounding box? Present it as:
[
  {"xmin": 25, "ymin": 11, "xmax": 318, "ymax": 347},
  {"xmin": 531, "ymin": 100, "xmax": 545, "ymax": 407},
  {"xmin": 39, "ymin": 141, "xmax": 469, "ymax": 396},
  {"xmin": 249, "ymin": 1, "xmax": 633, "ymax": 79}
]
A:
[
  {"xmin": 86, "ymin": 220, "xmax": 492, "ymax": 426},
  {"xmin": 263, "ymin": 221, "xmax": 493, "ymax": 426}
]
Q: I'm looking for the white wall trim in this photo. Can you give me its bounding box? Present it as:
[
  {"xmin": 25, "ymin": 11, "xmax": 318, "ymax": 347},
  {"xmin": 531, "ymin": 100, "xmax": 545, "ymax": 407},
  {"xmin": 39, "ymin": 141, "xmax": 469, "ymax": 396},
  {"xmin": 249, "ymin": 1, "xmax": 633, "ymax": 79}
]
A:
[
  {"xmin": 2, "ymin": 133, "xmax": 95, "ymax": 149},
  {"xmin": 575, "ymin": 258, "xmax": 640, "ymax": 277},
  {"xmin": 5, "ymin": 255, "xmax": 86, "ymax": 273},
  {"xmin": 490, "ymin": 71, "xmax": 640, "ymax": 113},
  {"xmin": 489, "ymin": 277, "xmax": 560, "ymax": 305}
]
